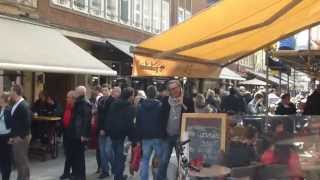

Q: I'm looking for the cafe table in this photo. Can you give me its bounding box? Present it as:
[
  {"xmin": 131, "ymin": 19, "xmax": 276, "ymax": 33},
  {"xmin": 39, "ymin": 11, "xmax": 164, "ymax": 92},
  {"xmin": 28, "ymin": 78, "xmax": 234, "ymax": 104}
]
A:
[
  {"xmin": 31, "ymin": 116, "xmax": 61, "ymax": 160},
  {"xmin": 189, "ymin": 165, "xmax": 231, "ymax": 179}
]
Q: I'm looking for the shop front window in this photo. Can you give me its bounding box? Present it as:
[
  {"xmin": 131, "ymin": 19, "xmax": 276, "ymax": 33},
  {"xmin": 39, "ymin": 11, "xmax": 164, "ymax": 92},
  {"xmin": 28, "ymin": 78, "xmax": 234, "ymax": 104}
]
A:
[
  {"xmin": 51, "ymin": 0, "xmax": 71, "ymax": 8},
  {"xmin": 90, "ymin": 0, "xmax": 104, "ymax": 17},
  {"xmin": 73, "ymin": 0, "xmax": 88, "ymax": 13},
  {"xmin": 106, "ymin": 0, "xmax": 118, "ymax": 21},
  {"xmin": 152, "ymin": 0, "xmax": 161, "ymax": 33},
  {"xmin": 120, "ymin": 0, "xmax": 132, "ymax": 24},
  {"xmin": 143, "ymin": 0, "xmax": 152, "ymax": 32},
  {"xmin": 161, "ymin": 0, "xmax": 170, "ymax": 31},
  {"xmin": 133, "ymin": 0, "xmax": 142, "ymax": 28}
]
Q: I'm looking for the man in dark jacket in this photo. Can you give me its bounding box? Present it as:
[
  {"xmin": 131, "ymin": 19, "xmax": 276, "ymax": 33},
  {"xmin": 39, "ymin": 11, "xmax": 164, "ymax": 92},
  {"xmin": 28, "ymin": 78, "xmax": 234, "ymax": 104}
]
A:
[
  {"xmin": 107, "ymin": 87, "xmax": 135, "ymax": 180},
  {"xmin": 97, "ymin": 85, "xmax": 121, "ymax": 178},
  {"xmin": 66, "ymin": 86, "xmax": 91, "ymax": 180},
  {"xmin": 221, "ymin": 87, "xmax": 247, "ymax": 114},
  {"xmin": 158, "ymin": 80, "xmax": 194, "ymax": 180},
  {"xmin": 136, "ymin": 85, "xmax": 164, "ymax": 180},
  {"xmin": 9, "ymin": 84, "xmax": 32, "ymax": 180},
  {"xmin": 304, "ymin": 84, "xmax": 320, "ymax": 115}
]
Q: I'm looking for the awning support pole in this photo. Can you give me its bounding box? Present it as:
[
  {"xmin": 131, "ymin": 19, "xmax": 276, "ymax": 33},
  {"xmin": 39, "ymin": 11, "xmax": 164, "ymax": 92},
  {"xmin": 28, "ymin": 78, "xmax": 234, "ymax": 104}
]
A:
[
  {"xmin": 287, "ymin": 72, "xmax": 290, "ymax": 93},
  {"xmin": 266, "ymin": 51, "xmax": 270, "ymax": 113},
  {"xmin": 279, "ymin": 71, "xmax": 282, "ymax": 94},
  {"xmin": 293, "ymin": 67, "xmax": 296, "ymax": 96},
  {"xmin": 265, "ymin": 50, "xmax": 270, "ymax": 132}
]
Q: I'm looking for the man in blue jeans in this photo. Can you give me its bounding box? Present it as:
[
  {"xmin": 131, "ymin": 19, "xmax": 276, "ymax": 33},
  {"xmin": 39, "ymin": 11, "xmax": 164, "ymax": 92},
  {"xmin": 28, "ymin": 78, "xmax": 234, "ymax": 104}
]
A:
[
  {"xmin": 135, "ymin": 85, "xmax": 164, "ymax": 180},
  {"xmin": 97, "ymin": 85, "xmax": 121, "ymax": 178},
  {"xmin": 107, "ymin": 87, "xmax": 135, "ymax": 180},
  {"xmin": 158, "ymin": 80, "xmax": 194, "ymax": 180}
]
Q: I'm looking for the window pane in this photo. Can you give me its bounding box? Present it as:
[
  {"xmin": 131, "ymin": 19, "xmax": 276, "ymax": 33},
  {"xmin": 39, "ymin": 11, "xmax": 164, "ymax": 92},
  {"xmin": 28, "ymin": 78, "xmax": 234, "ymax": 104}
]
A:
[
  {"xmin": 185, "ymin": 0, "xmax": 191, "ymax": 19},
  {"xmin": 161, "ymin": 0, "xmax": 170, "ymax": 31},
  {"xmin": 178, "ymin": 0, "xmax": 185, "ymax": 23},
  {"xmin": 106, "ymin": 0, "xmax": 118, "ymax": 21},
  {"xmin": 120, "ymin": 0, "xmax": 131, "ymax": 24},
  {"xmin": 143, "ymin": 0, "xmax": 152, "ymax": 32},
  {"xmin": 152, "ymin": 0, "xmax": 161, "ymax": 33},
  {"xmin": 90, "ymin": 0, "xmax": 104, "ymax": 17},
  {"xmin": 73, "ymin": 0, "xmax": 88, "ymax": 12},
  {"xmin": 52, "ymin": 0, "xmax": 71, "ymax": 8},
  {"xmin": 133, "ymin": 0, "xmax": 142, "ymax": 28}
]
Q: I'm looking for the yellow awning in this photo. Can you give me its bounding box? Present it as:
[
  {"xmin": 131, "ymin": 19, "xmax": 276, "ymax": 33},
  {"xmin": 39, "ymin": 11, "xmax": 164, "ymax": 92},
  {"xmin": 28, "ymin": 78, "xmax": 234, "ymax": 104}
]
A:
[{"xmin": 132, "ymin": 0, "xmax": 320, "ymax": 78}]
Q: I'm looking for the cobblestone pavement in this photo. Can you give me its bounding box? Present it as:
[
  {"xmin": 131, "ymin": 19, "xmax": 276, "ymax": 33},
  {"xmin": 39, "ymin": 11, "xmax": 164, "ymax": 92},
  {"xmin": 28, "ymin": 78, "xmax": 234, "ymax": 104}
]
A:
[{"xmin": 10, "ymin": 149, "xmax": 178, "ymax": 180}]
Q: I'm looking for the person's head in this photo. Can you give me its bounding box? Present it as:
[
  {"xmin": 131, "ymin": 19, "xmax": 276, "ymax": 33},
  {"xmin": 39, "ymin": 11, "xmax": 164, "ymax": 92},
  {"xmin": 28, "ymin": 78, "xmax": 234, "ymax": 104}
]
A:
[
  {"xmin": 245, "ymin": 126, "xmax": 258, "ymax": 144},
  {"xmin": 111, "ymin": 86, "xmax": 121, "ymax": 99},
  {"xmin": 91, "ymin": 85, "xmax": 102, "ymax": 97},
  {"xmin": 239, "ymin": 86, "xmax": 246, "ymax": 95},
  {"xmin": 66, "ymin": 90, "xmax": 76, "ymax": 105},
  {"xmin": 46, "ymin": 95, "xmax": 55, "ymax": 105},
  {"xmin": 121, "ymin": 87, "xmax": 135, "ymax": 103},
  {"xmin": 158, "ymin": 84, "xmax": 168, "ymax": 97},
  {"xmin": 254, "ymin": 92, "xmax": 264, "ymax": 101},
  {"xmin": 206, "ymin": 89, "xmax": 215, "ymax": 99},
  {"xmin": 39, "ymin": 91, "xmax": 47, "ymax": 101},
  {"xmin": 10, "ymin": 84, "xmax": 23, "ymax": 102},
  {"xmin": 229, "ymin": 87, "xmax": 237, "ymax": 96},
  {"xmin": 75, "ymin": 86, "xmax": 86, "ymax": 98},
  {"xmin": 214, "ymin": 88, "xmax": 220, "ymax": 95},
  {"xmin": 101, "ymin": 84, "xmax": 111, "ymax": 97},
  {"xmin": 167, "ymin": 80, "xmax": 182, "ymax": 98},
  {"xmin": 281, "ymin": 93, "xmax": 291, "ymax": 105},
  {"xmin": 195, "ymin": 94, "xmax": 206, "ymax": 108},
  {"xmin": 0, "ymin": 92, "xmax": 10, "ymax": 107},
  {"xmin": 274, "ymin": 120, "xmax": 284, "ymax": 134},
  {"xmin": 146, "ymin": 85, "xmax": 158, "ymax": 99}
]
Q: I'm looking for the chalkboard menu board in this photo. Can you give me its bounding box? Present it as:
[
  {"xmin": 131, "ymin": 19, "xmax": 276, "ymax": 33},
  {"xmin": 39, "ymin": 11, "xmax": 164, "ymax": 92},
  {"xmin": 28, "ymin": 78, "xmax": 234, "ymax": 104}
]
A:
[{"xmin": 181, "ymin": 113, "xmax": 228, "ymax": 166}]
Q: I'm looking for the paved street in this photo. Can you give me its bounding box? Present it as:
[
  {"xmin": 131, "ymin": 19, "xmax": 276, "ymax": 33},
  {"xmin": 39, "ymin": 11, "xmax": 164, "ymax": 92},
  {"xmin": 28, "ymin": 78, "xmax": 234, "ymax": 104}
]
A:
[{"xmin": 10, "ymin": 149, "xmax": 178, "ymax": 180}]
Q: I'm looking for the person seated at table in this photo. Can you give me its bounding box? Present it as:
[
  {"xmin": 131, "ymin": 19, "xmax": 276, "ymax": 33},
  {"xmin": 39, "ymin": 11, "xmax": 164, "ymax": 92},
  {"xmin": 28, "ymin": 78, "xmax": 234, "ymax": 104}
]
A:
[
  {"xmin": 260, "ymin": 142, "xmax": 303, "ymax": 180},
  {"xmin": 32, "ymin": 91, "xmax": 49, "ymax": 115},
  {"xmin": 261, "ymin": 121, "xmax": 303, "ymax": 180},
  {"xmin": 46, "ymin": 95, "xmax": 62, "ymax": 116},
  {"xmin": 225, "ymin": 126, "xmax": 259, "ymax": 167}
]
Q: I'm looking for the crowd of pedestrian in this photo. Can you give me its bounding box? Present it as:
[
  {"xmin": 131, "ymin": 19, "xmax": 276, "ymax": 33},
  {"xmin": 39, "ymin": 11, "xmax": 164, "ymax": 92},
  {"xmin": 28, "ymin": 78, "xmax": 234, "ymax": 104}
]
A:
[
  {"xmin": 59, "ymin": 79, "xmax": 194, "ymax": 180},
  {"xmin": 1, "ymin": 80, "xmax": 320, "ymax": 180}
]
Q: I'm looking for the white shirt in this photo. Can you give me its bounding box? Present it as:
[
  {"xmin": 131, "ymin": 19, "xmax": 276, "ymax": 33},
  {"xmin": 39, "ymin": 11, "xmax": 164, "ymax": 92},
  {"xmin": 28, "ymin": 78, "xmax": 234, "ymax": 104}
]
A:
[
  {"xmin": 11, "ymin": 97, "xmax": 24, "ymax": 116},
  {"xmin": 0, "ymin": 108, "xmax": 10, "ymax": 135}
]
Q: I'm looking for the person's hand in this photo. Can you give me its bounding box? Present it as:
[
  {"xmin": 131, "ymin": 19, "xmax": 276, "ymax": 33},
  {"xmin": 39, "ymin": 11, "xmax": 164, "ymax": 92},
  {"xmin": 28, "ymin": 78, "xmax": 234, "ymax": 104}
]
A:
[
  {"xmin": 8, "ymin": 137, "xmax": 22, "ymax": 144},
  {"xmin": 8, "ymin": 138, "xmax": 14, "ymax": 144},
  {"xmin": 100, "ymin": 130, "xmax": 106, "ymax": 136},
  {"xmin": 81, "ymin": 136, "xmax": 88, "ymax": 143}
]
